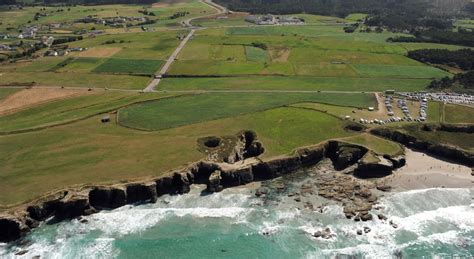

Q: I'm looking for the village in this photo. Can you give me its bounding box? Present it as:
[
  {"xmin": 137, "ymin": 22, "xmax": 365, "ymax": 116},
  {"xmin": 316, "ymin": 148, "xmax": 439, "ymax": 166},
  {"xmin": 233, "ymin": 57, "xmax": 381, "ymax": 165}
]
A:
[{"xmin": 245, "ymin": 14, "xmax": 305, "ymax": 25}]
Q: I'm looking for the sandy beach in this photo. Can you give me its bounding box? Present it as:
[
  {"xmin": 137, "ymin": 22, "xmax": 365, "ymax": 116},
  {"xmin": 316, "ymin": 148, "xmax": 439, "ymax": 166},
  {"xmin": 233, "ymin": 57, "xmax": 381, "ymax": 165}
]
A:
[{"xmin": 384, "ymin": 148, "xmax": 473, "ymax": 190}]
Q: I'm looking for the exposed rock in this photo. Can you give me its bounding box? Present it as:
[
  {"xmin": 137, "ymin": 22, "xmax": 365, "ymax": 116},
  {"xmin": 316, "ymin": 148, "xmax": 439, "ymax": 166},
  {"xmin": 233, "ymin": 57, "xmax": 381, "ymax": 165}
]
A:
[
  {"xmin": 390, "ymin": 220, "xmax": 398, "ymax": 228},
  {"xmin": 89, "ymin": 187, "xmax": 127, "ymax": 209},
  {"xmin": 360, "ymin": 212, "xmax": 373, "ymax": 221},
  {"xmin": 354, "ymin": 152, "xmax": 394, "ymax": 178},
  {"xmin": 155, "ymin": 176, "xmax": 175, "ymax": 196},
  {"xmin": 376, "ymin": 182, "xmax": 392, "ymax": 192},
  {"xmin": 220, "ymin": 167, "xmax": 253, "ymax": 187},
  {"xmin": 313, "ymin": 230, "xmax": 322, "ymax": 238},
  {"xmin": 384, "ymin": 154, "xmax": 406, "ymax": 169},
  {"xmin": 357, "ymin": 229, "xmax": 363, "ymax": 235},
  {"xmin": 0, "ymin": 216, "xmax": 28, "ymax": 242},
  {"xmin": 364, "ymin": 226, "xmax": 371, "ymax": 233},
  {"xmin": 371, "ymin": 127, "xmax": 473, "ymax": 167},
  {"xmin": 378, "ymin": 214, "xmax": 388, "ymax": 221},
  {"xmin": 126, "ymin": 182, "xmax": 158, "ymax": 204},
  {"xmin": 207, "ymin": 170, "xmax": 224, "ymax": 193},
  {"xmin": 55, "ymin": 193, "xmax": 91, "ymax": 219},
  {"xmin": 172, "ymin": 171, "xmax": 193, "ymax": 194},
  {"xmin": 328, "ymin": 142, "xmax": 367, "ymax": 170}
]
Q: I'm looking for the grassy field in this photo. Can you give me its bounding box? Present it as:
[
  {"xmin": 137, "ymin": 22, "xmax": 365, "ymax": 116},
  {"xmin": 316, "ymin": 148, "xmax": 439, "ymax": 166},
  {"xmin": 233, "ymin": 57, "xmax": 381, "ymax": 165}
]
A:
[
  {"xmin": 93, "ymin": 58, "xmax": 164, "ymax": 75},
  {"xmin": 341, "ymin": 134, "xmax": 403, "ymax": 156},
  {"xmin": 0, "ymin": 106, "xmax": 359, "ymax": 206},
  {"xmin": 351, "ymin": 64, "xmax": 451, "ymax": 78},
  {"xmin": 444, "ymin": 104, "xmax": 474, "ymax": 124},
  {"xmin": 118, "ymin": 92, "xmax": 375, "ymax": 131},
  {"xmin": 0, "ymin": 72, "xmax": 150, "ymax": 89},
  {"xmin": 159, "ymin": 76, "xmax": 430, "ymax": 92},
  {"xmin": 0, "ymin": 91, "xmax": 177, "ymax": 133}
]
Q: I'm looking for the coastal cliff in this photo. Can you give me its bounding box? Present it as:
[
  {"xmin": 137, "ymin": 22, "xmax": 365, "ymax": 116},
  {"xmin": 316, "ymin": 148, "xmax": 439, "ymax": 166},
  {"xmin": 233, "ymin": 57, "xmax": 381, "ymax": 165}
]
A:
[{"xmin": 0, "ymin": 139, "xmax": 405, "ymax": 243}]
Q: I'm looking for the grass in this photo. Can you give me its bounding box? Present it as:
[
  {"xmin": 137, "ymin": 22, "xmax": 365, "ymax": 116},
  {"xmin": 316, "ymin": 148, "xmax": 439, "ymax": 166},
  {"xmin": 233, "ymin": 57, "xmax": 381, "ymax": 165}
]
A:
[
  {"xmin": 159, "ymin": 76, "xmax": 430, "ymax": 92},
  {"xmin": 245, "ymin": 46, "xmax": 268, "ymax": 62},
  {"xmin": 57, "ymin": 57, "xmax": 105, "ymax": 73},
  {"xmin": 351, "ymin": 64, "xmax": 452, "ymax": 78},
  {"xmin": 400, "ymin": 124, "xmax": 474, "ymax": 151},
  {"xmin": 93, "ymin": 58, "xmax": 164, "ymax": 75},
  {"xmin": 0, "ymin": 91, "xmax": 176, "ymax": 133},
  {"xmin": 0, "ymin": 72, "xmax": 151, "ymax": 90},
  {"xmin": 444, "ymin": 104, "xmax": 474, "ymax": 124},
  {"xmin": 0, "ymin": 88, "xmax": 20, "ymax": 100},
  {"xmin": 345, "ymin": 13, "xmax": 368, "ymax": 22},
  {"xmin": 118, "ymin": 92, "xmax": 375, "ymax": 131},
  {"xmin": 0, "ymin": 107, "xmax": 357, "ymax": 206},
  {"xmin": 341, "ymin": 134, "xmax": 403, "ymax": 156}
]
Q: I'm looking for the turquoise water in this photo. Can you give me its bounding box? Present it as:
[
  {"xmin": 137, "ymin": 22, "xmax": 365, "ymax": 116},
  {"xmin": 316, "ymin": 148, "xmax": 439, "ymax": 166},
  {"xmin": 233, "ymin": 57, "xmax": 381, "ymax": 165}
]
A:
[{"xmin": 1, "ymin": 186, "xmax": 473, "ymax": 258}]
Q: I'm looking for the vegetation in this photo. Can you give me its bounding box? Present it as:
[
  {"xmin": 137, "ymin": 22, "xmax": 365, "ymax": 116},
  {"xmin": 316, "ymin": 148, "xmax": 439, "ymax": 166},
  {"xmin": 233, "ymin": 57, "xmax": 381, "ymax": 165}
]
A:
[
  {"xmin": 93, "ymin": 58, "xmax": 164, "ymax": 75},
  {"xmin": 0, "ymin": 91, "xmax": 177, "ymax": 133},
  {"xmin": 408, "ymin": 49, "xmax": 474, "ymax": 71},
  {"xmin": 428, "ymin": 71, "xmax": 474, "ymax": 93},
  {"xmin": 389, "ymin": 30, "xmax": 474, "ymax": 47},
  {"xmin": 118, "ymin": 92, "xmax": 375, "ymax": 131},
  {"xmin": 444, "ymin": 104, "xmax": 474, "ymax": 124}
]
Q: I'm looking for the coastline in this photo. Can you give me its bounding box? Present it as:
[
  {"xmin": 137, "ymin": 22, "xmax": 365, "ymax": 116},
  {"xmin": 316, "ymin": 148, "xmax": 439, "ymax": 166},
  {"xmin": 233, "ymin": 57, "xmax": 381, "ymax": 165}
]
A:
[{"xmin": 385, "ymin": 148, "xmax": 473, "ymax": 191}]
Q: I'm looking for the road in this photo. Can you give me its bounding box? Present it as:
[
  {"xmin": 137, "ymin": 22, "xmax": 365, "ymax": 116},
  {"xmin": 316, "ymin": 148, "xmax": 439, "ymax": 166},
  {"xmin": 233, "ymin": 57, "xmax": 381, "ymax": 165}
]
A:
[{"xmin": 143, "ymin": 0, "xmax": 228, "ymax": 92}]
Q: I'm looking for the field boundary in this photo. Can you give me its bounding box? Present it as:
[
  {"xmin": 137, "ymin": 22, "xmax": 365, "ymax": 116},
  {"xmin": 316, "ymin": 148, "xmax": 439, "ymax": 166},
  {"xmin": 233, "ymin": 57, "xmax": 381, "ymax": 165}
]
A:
[{"xmin": 0, "ymin": 94, "xmax": 186, "ymax": 136}]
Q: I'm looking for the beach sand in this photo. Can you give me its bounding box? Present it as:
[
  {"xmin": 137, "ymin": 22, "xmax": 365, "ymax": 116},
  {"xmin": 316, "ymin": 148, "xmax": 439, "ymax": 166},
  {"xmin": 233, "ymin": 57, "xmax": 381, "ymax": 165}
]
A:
[{"xmin": 385, "ymin": 148, "xmax": 473, "ymax": 190}]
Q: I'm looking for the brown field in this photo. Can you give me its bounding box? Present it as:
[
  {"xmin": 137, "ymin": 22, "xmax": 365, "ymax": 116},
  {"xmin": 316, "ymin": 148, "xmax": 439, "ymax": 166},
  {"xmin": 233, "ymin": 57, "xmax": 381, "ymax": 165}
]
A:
[
  {"xmin": 269, "ymin": 47, "xmax": 290, "ymax": 63},
  {"xmin": 77, "ymin": 47, "xmax": 122, "ymax": 58},
  {"xmin": 0, "ymin": 88, "xmax": 94, "ymax": 115}
]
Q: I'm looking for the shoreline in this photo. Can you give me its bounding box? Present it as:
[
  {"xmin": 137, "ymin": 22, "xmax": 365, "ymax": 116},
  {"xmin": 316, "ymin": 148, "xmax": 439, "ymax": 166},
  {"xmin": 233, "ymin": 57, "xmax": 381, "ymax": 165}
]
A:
[
  {"xmin": 0, "ymin": 137, "xmax": 472, "ymax": 243},
  {"xmin": 385, "ymin": 148, "xmax": 473, "ymax": 191}
]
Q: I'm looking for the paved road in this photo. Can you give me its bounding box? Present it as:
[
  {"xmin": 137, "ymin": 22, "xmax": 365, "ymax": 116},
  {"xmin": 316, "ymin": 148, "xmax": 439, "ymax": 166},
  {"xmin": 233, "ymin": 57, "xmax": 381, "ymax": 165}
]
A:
[
  {"xmin": 143, "ymin": 29, "xmax": 196, "ymax": 92},
  {"xmin": 143, "ymin": 0, "xmax": 228, "ymax": 92}
]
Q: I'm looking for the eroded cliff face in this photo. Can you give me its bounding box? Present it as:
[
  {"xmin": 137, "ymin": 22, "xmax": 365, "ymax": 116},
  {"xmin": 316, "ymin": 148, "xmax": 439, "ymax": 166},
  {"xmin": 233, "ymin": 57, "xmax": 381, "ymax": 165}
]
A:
[
  {"xmin": 371, "ymin": 125, "xmax": 474, "ymax": 167},
  {"xmin": 0, "ymin": 137, "xmax": 404, "ymax": 243}
]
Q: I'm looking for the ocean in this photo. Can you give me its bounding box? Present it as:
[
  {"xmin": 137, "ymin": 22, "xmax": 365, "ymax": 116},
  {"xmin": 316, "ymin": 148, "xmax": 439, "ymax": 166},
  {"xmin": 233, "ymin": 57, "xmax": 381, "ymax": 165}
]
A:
[{"xmin": 1, "ymin": 177, "xmax": 473, "ymax": 258}]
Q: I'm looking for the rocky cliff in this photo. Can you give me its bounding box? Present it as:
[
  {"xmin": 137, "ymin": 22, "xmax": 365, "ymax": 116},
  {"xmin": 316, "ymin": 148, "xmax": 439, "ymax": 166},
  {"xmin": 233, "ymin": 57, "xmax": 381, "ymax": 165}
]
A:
[{"xmin": 0, "ymin": 139, "xmax": 404, "ymax": 243}]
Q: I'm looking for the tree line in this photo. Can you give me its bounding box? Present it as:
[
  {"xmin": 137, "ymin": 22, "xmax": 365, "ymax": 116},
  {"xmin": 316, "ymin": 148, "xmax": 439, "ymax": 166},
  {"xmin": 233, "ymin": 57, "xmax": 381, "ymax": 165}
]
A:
[
  {"xmin": 408, "ymin": 49, "xmax": 474, "ymax": 71},
  {"xmin": 388, "ymin": 30, "xmax": 474, "ymax": 47}
]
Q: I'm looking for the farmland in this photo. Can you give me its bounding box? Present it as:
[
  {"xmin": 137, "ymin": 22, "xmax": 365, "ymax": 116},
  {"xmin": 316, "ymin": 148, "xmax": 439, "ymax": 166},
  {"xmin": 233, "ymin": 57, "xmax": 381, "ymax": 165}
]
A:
[{"xmin": 0, "ymin": 0, "xmax": 473, "ymax": 210}]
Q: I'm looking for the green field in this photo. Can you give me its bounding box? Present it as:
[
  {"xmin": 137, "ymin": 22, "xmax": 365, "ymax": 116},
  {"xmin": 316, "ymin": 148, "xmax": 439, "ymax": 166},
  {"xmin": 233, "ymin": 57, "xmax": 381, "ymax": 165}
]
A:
[
  {"xmin": 0, "ymin": 91, "xmax": 176, "ymax": 133},
  {"xmin": 93, "ymin": 58, "xmax": 164, "ymax": 74},
  {"xmin": 159, "ymin": 76, "xmax": 430, "ymax": 92},
  {"xmin": 118, "ymin": 92, "xmax": 375, "ymax": 131},
  {"xmin": 1, "ymin": 0, "xmax": 473, "ymax": 209},
  {"xmin": 444, "ymin": 104, "xmax": 474, "ymax": 124},
  {"xmin": 351, "ymin": 64, "xmax": 451, "ymax": 78}
]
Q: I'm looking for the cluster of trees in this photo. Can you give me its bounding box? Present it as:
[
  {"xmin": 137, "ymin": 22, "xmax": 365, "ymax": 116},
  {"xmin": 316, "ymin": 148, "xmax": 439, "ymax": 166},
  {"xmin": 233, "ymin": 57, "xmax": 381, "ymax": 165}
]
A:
[
  {"xmin": 408, "ymin": 49, "xmax": 474, "ymax": 71},
  {"xmin": 169, "ymin": 11, "xmax": 189, "ymax": 19},
  {"xmin": 428, "ymin": 71, "xmax": 474, "ymax": 91},
  {"xmin": 388, "ymin": 30, "xmax": 474, "ymax": 47},
  {"xmin": 41, "ymin": 0, "xmax": 157, "ymax": 4}
]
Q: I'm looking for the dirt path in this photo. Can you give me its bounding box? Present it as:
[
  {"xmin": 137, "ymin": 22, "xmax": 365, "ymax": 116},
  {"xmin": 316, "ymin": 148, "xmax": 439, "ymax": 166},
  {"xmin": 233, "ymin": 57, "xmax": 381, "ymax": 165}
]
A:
[{"xmin": 0, "ymin": 88, "xmax": 93, "ymax": 115}]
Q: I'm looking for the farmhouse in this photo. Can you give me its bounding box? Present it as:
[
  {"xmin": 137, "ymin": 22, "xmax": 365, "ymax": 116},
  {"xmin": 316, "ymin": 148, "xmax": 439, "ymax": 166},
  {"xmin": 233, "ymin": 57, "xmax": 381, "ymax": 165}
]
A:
[{"xmin": 245, "ymin": 15, "xmax": 304, "ymax": 25}]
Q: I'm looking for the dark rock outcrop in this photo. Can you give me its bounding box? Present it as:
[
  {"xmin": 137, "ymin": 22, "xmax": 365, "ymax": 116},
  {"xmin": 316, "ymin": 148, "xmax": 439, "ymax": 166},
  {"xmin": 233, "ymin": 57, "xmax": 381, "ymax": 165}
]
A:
[
  {"xmin": 55, "ymin": 193, "xmax": 91, "ymax": 220},
  {"xmin": 207, "ymin": 170, "xmax": 223, "ymax": 193},
  {"xmin": 172, "ymin": 171, "xmax": 193, "ymax": 194},
  {"xmin": 0, "ymin": 139, "xmax": 403, "ymax": 243},
  {"xmin": 0, "ymin": 216, "xmax": 28, "ymax": 243},
  {"xmin": 354, "ymin": 152, "xmax": 394, "ymax": 178},
  {"xmin": 126, "ymin": 182, "xmax": 158, "ymax": 204},
  {"xmin": 371, "ymin": 127, "xmax": 473, "ymax": 167},
  {"xmin": 326, "ymin": 141, "xmax": 368, "ymax": 170},
  {"xmin": 89, "ymin": 187, "xmax": 127, "ymax": 209},
  {"xmin": 155, "ymin": 176, "xmax": 175, "ymax": 196}
]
